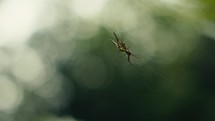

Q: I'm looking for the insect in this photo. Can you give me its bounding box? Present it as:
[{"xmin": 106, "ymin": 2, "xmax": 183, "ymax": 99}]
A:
[{"xmin": 111, "ymin": 32, "xmax": 136, "ymax": 64}]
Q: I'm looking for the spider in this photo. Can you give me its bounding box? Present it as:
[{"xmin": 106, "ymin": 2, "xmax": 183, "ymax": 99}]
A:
[{"xmin": 111, "ymin": 32, "xmax": 135, "ymax": 64}]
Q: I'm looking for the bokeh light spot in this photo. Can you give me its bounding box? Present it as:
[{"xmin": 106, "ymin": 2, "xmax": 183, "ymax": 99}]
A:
[
  {"xmin": 12, "ymin": 46, "xmax": 46, "ymax": 89},
  {"xmin": 0, "ymin": 0, "xmax": 46, "ymax": 46},
  {"xmin": 0, "ymin": 76, "xmax": 23, "ymax": 113},
  {"xmin": 71, "ymin": 0, "xmax": 108, "ymax": 19}
]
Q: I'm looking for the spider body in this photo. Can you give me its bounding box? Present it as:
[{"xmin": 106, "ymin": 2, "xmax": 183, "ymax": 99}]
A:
[{"xmin": 112, "ymin": 32, "xmax": 134, "ymax": 64}]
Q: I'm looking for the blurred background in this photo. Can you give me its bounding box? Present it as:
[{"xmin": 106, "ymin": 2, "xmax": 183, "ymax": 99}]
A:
[{"xmin": 0, "ymin": 0, "xmax": 215, "ymax": 121}]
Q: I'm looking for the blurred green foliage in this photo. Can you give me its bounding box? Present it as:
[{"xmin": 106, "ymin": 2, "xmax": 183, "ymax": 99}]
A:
[
  {"xmin": 0, "ymin": 0, "xmax": 215, "ymax": 121},
  {"xmin": 201, "ymin": 0, "xmax": 215, "ymax": 21}
]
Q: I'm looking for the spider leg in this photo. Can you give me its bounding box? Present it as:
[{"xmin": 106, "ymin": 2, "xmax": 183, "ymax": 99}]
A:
[
  {"xmin": 128, "ymin": 54, "xmax": 130, "ymax": 62},
  {"xmin": 113, "ymin": 32, "xmax": 119, "ymax": 42},
  {"xmin": 127, "ymin": 54, "xmax": 133, "ymax": 65},
  {"xmin": 125, "ymin": 50, "xmax": 133, "ymax": 65},
  {"xmin": 111, "ymin": 39, "xmax": 118, "ymax": 46},
  {"xmin": 128, "ymin": 50, "xmax": 138, "ymax": 58}
]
